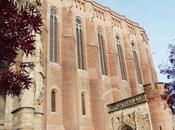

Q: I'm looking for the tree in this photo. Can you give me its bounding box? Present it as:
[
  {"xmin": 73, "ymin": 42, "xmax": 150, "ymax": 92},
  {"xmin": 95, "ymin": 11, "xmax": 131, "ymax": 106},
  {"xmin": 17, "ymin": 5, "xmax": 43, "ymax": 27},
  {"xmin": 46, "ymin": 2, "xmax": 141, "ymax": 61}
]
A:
[
  {"xmin": 0, "ymin": 0, "xmax": 42, "ymax": 96},
  {"xmin": 160, "ymin": 41, "xmax": 175, "ymax": 114}
]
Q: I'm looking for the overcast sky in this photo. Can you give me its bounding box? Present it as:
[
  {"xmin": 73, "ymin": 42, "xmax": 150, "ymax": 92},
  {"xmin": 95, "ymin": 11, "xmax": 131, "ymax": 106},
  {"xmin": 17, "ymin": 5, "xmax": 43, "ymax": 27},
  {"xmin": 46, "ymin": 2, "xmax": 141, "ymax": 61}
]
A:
[{"xmin": 96, "ymin": 0, "xmax": 175, "ymax": 82}]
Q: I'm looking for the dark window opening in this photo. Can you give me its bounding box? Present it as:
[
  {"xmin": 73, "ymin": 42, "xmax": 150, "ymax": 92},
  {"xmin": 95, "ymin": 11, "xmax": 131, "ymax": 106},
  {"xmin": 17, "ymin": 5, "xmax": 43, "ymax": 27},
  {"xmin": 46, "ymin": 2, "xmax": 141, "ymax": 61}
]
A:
[
  {"xmin": 132, "ymin": 42, "xmax": 142, "ymax": 84},
  {"xmin": 98, "ymin": 28, "xmax": 108, "ymax": 75},
  {"xmin": 116, "ymin": 35, "xmax": 127, "ymax": 80},
  {"xmin": 50, "ymin": 7, "xmax": 58, "ymax": 63},
  {"xmin": 81, "ymin": 93, "xmax": 86, "ymax": 115},
  {"xmin": 76, "ymin": 18, "xmax": 85, "ymax": 70},
  {"xmin": 51, "ymin": 91, "xmax": 56, "ymax": 112}
]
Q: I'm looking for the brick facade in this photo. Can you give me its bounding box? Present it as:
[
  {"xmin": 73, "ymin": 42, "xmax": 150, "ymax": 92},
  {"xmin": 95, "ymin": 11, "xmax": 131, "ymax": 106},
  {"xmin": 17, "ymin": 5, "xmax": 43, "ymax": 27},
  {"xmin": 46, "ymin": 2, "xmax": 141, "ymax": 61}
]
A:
[{"xmin": 0, "ymin": 0, "xmax": 174, "ymax": 130}]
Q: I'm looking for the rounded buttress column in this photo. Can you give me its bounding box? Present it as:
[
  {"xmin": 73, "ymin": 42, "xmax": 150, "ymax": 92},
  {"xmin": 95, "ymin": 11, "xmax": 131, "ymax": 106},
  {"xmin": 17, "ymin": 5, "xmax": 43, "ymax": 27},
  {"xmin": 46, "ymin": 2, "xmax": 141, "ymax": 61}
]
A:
[
  {"xmin": 61, "ymin": 8, "xmax": 79, "ymax": 130},
  {"xmin": 85, "ymin": 18, "xmax": 106, "ymax": 130},
  {"xmin": 138, "ymin": 41, "xmax": 152, "ymax": 84},
  {"xmin": 122, "ymin": 22, "xmax": 138, "ymax": 96},
  {"xmin": 105, "ymin": 26, "xmax": 122, "ymax": 102}
]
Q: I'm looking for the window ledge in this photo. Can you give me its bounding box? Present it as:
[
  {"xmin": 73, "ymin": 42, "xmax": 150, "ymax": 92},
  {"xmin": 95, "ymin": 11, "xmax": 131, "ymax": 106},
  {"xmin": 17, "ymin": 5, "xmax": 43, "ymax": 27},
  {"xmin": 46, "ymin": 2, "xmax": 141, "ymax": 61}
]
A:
[
  {"xmin": 51, "ymin": 112, "xmax": 59, "ymax": 115},
  {"xmin": 49, "ymin": 62, "xmax": 61, "ymax": 68}
]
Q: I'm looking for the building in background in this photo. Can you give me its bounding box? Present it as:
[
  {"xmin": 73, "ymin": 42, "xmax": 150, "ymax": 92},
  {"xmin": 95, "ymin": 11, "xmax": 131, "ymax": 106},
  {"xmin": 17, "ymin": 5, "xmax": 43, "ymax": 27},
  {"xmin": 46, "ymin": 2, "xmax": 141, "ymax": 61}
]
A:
[{"xmin": 0, "ymin": 0, "xmax": 174, "ymax": 130}]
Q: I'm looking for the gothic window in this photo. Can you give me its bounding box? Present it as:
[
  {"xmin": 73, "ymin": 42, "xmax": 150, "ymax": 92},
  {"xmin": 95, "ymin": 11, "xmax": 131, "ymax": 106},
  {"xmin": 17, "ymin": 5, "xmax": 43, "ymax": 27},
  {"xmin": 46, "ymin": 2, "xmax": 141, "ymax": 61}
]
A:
[
  {"xmin": 76, "ymin": 17, "xmax": 85, "ymax": 69},
  {"xmin": 81, "ymin": 93, "xmax": 86, "ymax": 115},
  {"xmin": 98, "ymin": 28, "xmax": 108, "ymax": 75},
  {"xmin": 51, "ymin": 90, "xmax": 56, "ymax": 112},
  {"xmin": 132, "ymin": 42, "xmax": 142, "ymax": 84},
  {"xmin": 50, "ymin": 7, "xmax": 58, "ymax": 63},
  {"xmin": 116, "ymin": 35, "xmax": 127, "ymax": 80}
]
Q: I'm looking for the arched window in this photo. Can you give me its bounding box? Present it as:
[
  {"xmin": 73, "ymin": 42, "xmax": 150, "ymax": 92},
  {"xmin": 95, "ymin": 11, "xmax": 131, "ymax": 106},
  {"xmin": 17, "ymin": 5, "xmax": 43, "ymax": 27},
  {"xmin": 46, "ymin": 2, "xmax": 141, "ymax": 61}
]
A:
[
  {"xmin": 51, "ymin": 90, "xmax": 56, "ymax": 112},
  {"xmin": 116, "ymin": 35, "xmax": 127, "ymax": 80},
  {"xmin": 81, "ymin": 93, "xmax": 86, "ymax": 115},
  {"xmin": 132, "ymin": 42, "xmax": 142, "ymax": 84},
  {"xmin": 76, "ymin": 18, "xmax": 85, "ymax": 70},
  {"xmin": 97, "ymin": 28, "xmax": 107, "ymax": 75},
  {"xmin": 50, "ymin": 7, "xmax": 58, "ymax": 63}
]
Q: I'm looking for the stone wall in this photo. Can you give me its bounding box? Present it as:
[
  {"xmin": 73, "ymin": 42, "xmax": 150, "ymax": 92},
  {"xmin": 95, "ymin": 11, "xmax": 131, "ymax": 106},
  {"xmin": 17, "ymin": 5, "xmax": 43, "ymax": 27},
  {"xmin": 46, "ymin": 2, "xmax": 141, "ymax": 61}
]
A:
[
  {"xmin": 0, "ymin": 95, "xmax": 5, "ymax": 130},
  {"xmin": 172, "ymin": 116, "xmax": 175, "ymax": 130}
]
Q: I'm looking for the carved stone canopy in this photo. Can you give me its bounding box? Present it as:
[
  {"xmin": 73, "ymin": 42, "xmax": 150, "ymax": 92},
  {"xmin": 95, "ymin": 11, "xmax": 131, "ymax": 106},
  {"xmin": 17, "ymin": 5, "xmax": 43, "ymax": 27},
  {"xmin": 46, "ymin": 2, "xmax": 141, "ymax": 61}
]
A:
[{"xmin": 107, "ymin": 93, "xmax": 147, "ymax": 113}]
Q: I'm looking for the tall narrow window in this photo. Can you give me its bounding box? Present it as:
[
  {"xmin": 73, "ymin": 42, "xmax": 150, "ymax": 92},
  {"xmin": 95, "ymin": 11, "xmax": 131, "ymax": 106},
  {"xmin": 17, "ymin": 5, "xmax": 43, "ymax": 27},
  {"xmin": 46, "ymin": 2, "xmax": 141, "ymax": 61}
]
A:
[
  {"xmin": 132, "ymin": 43, "xmax": 142, "ymax": 84},
  {"xmin": 50, "ymin": 7, "xmax": 58, "ymax": 63},
  {"xmin": 81, "ymin": 93, "xmax": 86, "ymax": 115},
  {"xmin": 116, "ymin": 35, "xmax": 127, "ymax": 80},
  {"xmin": 51, "ymin": 91, "xmax": 56, "ymax": 112},
  {"xmin": 76, "ymin": 18, "xmax": 85, "ymax": 69},
  {"xmin": 98, "ymin": 28, "xmax": 107, "ymax": 75}
]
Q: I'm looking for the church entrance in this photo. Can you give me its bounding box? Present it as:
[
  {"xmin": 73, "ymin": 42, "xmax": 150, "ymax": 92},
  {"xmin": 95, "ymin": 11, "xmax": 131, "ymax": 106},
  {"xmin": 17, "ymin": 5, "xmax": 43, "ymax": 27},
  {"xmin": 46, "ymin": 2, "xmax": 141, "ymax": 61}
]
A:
[{"xmin": 121, "ymin": 125, "xmax": 133, "ymax": 130}]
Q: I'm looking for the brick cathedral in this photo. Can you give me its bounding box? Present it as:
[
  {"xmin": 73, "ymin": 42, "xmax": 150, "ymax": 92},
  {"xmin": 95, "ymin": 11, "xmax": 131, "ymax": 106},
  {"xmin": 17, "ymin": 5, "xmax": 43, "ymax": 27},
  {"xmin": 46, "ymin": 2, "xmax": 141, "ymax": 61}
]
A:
[{"xmin": 0, "ymin": 0, "xmax": 174, "ymax": 130}]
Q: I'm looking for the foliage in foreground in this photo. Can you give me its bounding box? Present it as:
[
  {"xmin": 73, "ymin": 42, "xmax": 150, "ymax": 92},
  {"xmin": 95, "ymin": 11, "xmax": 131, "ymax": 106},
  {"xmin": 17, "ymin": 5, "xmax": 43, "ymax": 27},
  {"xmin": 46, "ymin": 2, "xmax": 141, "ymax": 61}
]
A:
[
  {"xmin": 0, "ymin": 0, "xmax": 42, "ymax": 96},
  {"xmin": 160, "ymin": 42, "xmax": 175, "ymax": 114}
]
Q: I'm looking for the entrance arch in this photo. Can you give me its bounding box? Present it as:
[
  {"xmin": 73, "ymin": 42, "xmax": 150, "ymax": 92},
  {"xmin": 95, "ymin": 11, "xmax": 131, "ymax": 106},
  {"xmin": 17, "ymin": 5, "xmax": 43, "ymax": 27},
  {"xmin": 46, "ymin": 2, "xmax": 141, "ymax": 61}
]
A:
[{"xmin": 121, "ymin": 125, "xmax": 133, "ymax": 130}]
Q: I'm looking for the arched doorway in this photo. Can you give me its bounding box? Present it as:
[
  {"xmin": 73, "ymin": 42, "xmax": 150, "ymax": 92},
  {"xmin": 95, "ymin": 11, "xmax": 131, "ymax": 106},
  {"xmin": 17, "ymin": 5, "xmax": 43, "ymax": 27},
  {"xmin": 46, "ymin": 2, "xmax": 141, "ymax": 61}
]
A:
[{"xmin": 121, "ymin": 125, "xmax": 133, "ymax": 130}]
